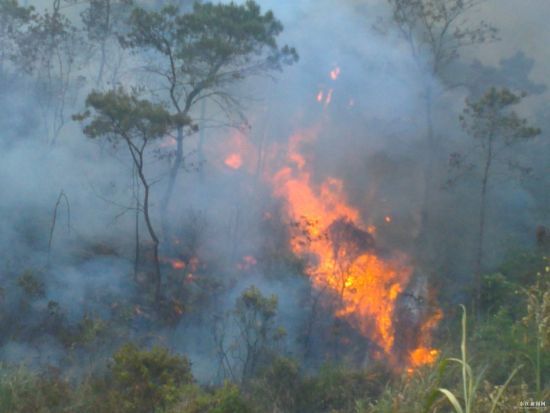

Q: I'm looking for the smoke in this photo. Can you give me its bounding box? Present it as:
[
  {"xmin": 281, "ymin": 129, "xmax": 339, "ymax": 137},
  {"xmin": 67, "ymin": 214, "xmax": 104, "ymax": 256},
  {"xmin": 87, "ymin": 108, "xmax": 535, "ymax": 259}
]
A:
[{"xmin": 0, "ymin": 0, "xmax": 547, "ymax": 381}]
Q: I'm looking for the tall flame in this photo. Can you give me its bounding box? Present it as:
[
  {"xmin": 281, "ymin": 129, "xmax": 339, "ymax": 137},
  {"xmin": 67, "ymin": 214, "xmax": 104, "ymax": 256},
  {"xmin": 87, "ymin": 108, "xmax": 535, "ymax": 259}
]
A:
[{"xmin": 271, "ymin": 126, "xmax": 440, "ymax": 369}]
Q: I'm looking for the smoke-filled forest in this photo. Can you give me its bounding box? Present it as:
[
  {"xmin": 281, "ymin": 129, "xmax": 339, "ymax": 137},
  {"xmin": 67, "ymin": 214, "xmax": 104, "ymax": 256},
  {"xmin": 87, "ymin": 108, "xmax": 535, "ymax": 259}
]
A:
[{"xmin": 0, "ymin": 0, "xmax": 549, "ymax": 411}]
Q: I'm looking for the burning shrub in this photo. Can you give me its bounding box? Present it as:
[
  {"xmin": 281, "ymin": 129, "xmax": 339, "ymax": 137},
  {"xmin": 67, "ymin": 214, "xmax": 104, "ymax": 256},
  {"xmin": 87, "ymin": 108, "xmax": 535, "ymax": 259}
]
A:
[
  {"xmin": 272, "ymin": 128, "xmax": 441, "ymax": 371},
  {"xmin": 328, "ymin": 217, "xmax": 376, "ymax": 260}
]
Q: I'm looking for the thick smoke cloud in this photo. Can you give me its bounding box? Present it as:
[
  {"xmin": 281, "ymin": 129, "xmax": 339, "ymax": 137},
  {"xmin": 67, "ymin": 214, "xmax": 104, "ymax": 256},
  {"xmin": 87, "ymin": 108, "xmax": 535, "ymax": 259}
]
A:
[{"xmin": 0, "ymin": 0, "xmax": 547, "ymax": 381}]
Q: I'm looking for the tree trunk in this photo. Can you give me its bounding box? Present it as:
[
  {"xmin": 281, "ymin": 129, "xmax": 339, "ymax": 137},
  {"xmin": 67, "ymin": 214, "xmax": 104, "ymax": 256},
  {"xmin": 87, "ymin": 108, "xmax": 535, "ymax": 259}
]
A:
[
  {"xmin": 474, "ymin": 140, "xmax": 493, "ymax": 316},
  {"xmin": 96, "ymin": 41, "xmax": 107, "ymax": 87},
  {"xmin": 424, "ymin": 82, "xmax": 435, "ymax": 202},
  {"xmin": 160, "ymin": 78, "xmax": 203, "ymax": 245},
  {"xmin": 134, "ymin": 172, "xmax": 140, "ymax": 282},
  {"xmin": 129, "ymin": 140, "xmax": 162, "ymax": 305},
  {"xmin": 96, "ymin": 0, "xmax": 110, "ymax": 87},
  {"xmin": 197, "ymin": 99, "xmax": 207, "ymax": 181},
  {"xmin": 142, "ymin": 179, "xmax": 162, "ymax": 304},
  {"xmin": 416, "ymin": 82, "xmax": 437, "ymax": 267},
  {"xmin": 161, "ymin": 124, "xmax": 184, "ymax": 246}
]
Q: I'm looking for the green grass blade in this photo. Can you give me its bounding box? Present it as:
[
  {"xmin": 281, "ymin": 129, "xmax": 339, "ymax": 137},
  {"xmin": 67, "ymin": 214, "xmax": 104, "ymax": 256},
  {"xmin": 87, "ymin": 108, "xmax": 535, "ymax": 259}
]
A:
[
  {"xmin": 488, "ymin": 365, "xmax": 523, "ymax": 413},
  {"xmin": 460, "ymin": 304, "xmax": 469, "ymax": 410},
  {"xmin": 439, "ymin": 388, "xmax": 465, "ymax": 413}
]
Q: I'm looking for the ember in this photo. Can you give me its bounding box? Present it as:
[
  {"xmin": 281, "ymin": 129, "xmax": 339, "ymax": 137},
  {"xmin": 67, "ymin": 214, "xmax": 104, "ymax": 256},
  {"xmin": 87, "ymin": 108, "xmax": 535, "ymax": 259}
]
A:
[
  {"xmin": 316, "ymin": 90, "xmax": 324, "ymax": 102},
  {"xmin": 224, "ymin": 153, "xmax": 243, "ymax": 170}
]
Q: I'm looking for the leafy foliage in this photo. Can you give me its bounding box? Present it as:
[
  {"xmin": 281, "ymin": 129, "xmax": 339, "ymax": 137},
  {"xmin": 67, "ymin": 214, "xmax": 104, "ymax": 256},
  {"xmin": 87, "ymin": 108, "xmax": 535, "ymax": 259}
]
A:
[
  {"xmin": 460, "ymin": 88, "xmax": 541, "ymax": 145},
  {"xmin": 75, "ymin": 87, "xmax": 192, "ymax": 303},
  {"xmin": 16, "ymin": 269, "xmax": 45, "ymax": 298},
  {"xmin": 450, "ymin": 88, "xmax": 541, "ymax": 309},
  {"xmin": 0, "ymin": 366, "xmax": 73, "ymax": 413},
  {"xmin": 1, "ymin": 1, "xmax": 550, "ymax": 413},
  {"xmin": 177, "ymin": 382, "xmax": 253, "ymax": 413},
  {"xmin": 76, "ymin": 87, "xmax": 190, "ymax": 142},
  {"xmin": 384, "ymin": 0, "xmax": 498, "ymax": 75},
  {"xmin": 250, "ymin": 357, "xmax": 300, "ymax": 412},
  {"xmin": 110, "ymin": 343, "xmax": 193, "ymax": 413},
  {"xmin": 0, "ymin": 0, "xmax": 35, "ymax": 69},
  {"xmin": 438, "ymin": 305, "xmax": 522, "ymax": 413},
  {"xmin": 79, "ymin": 0, "xmax": 135, "ymax": 84},
  {"xmin": 296, "ymin": 364, "xmax": 388, "ymax": 413},
  {"xmin": 81, "ymin": 0, "xmax": 134, "ymax": 44},
  {"xmin": 120, "ymin": 0, "xmax": 298, "ymax": 112},
  {"xmin": 215, "ymin": 286, "xmax": 284, "ymax": 384}
]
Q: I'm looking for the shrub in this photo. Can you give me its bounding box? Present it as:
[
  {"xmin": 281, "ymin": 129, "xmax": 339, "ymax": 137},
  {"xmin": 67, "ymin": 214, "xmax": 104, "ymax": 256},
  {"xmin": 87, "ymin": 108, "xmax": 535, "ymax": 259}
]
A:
[
  {"xmin": 179, "ymin": 382, "xmax": 253, "ymax": 413},
  {"xmin": 251, "ymin": 357, "xmax": 300, "ymax": 412},
  {"xmin": 0, "ymin": 366, "xmax": 73, "ymax": 413},
  {"xmin": 110, "ymin": 343, "xmax": 194, "ymax": 413},
  {"xmin": 296, "ymin": 364, "xmax": 388, "ymax": 413},
  {"xmin": 17, "ymin": 269, "xmax": 45, "ymax": 298}
]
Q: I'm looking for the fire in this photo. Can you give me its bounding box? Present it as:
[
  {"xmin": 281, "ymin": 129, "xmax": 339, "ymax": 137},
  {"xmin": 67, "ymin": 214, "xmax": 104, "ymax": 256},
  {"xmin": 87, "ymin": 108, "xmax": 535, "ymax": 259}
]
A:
[
  {"xmin": 237, "ymin": 255, "xmax": 257, "ymax": 271},
  {"xmin": 385, "ymin": 215, "xmax": 392, "ymax": 223},
  {"xmin": 161, "ymin": 257, "xmax": 186, "ymax": 270},
  {"xmin": 224, "ymin": 153, "xmax": 243, "ymax": 170},
  {"xmin": 316, "ymin": 89, "xmax": 334, "ymax": 106},
  {"xmin": 217, "ymin": 131, "xmax": 256, "ymax": 172},
  {"xmin": 407, "ymin": 308, "xmax": 442, "ymax": 368},
  {"xmin": 317, "ymin": 90, "xmax": 324, "ymax": 102},
  {"xmin": 171, "ymin": 260, "xmax": 186, "ymax": 270},
  {"xmin": 271, "ymin": 126, "xmax": 440, "ymax": 370},
  {"xmin": 159, "ymin": 136, "xmax": 177, "ymax": 148},
  {"xmin": 330, "ymin": 67, "xmax": 341, "ymax": 80},
  {"xmin": 409, "ymin": 348, "xmax": 439, "ymax": 369}
]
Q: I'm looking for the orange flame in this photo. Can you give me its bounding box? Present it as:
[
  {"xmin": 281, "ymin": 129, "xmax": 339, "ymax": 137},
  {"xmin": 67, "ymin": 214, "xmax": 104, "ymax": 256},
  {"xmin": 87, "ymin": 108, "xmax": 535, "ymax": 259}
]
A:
[
  {"xmin": 330, "ymin": 67, "xmax": 341, "ymax": 81},
  {"xmin": 171, "ymin": 260, "xmax": 186, "ymax": 270},
  {"xmin": 161, "ymin": 256, "xmax": 186, "ymax": 270},
  {"xmin": 218, "ymin": 131, "xmax": 256, "ymax": 172},
  {"xmin": 225, "ymin": 153, "xmax": 243, "ymax": 170},
  {"xmin": 407, "ymin": 308, "xmax": 442, "ymax": 369},
  {"xmin": 317, "ymin": 90, "xmax": 324, "ymax": 102},
  {"xmin": 159, "ymin": 136, "xmax": 177, "ymax": 148},
  {"xmin": 237, "ymin": 255, "xmax": 257, "ymax": 271},
  {"xmin": 316, "ymin": 89, "xmax": 334, "ymax": 106},
  {"xmin": 271, "ymin": 126, "xmax": 440, "ymax": 369}
]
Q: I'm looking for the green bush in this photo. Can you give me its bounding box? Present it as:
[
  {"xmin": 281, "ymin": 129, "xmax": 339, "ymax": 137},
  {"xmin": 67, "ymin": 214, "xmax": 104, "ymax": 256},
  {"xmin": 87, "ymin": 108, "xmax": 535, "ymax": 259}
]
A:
[
  {"xmin": 17, "ymin": 269, "xmax": 45, "ymax": 298},
  {"xmin": 251, "ymin": 357, "xmax": 300, "ymax": 412},
  {"xmin": 178, "ymin": 382, "xmax": 253, "ymax": 413},
  {"xmin": 110, "ymin": 343, "xmax": 194, "ymax": 413},
  {"xmin": 296, "ymin": 364, "xmax": 388, "ymax": 413},
  {"xmin": 0, "ymin": 366, "xmax": 73, "ymax": 413}
]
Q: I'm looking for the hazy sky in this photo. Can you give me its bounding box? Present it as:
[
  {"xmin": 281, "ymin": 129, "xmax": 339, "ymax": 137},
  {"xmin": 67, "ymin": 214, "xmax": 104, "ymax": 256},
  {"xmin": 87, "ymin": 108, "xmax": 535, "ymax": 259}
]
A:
[
  {"xmin": 24, "ymin": 0, "xmax": 549, "ymax": 89},
  {"xmin": 477, "ymin": 0, "xmax": 550, "ymax": 85}
]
